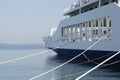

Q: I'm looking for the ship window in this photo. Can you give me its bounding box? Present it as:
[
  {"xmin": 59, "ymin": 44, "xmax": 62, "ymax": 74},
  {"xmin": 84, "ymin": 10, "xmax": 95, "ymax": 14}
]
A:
[
  {"xmin": 89, "ymin": 8, "xmax": 93, "ymax": 10},
  {"xmin": 93, "ymin": 30, "xmax": 96, "ymax": 35},
  {"xmin": 75, "ymin": 24, "xmax": 78, "ymax": 27},
  {"xmin": 77, "ymin": 24, "xmax": 79, "ymax": 27},
  {"xmin": 103, "ymin": 2, "xmax": 109, "ymax": 6},
  {"xmin": 111, "ymin": 0, "xmax": 115, "ymax": 2},
  {"xmin": 73, "ymin": 25, "xmax": 74, "ymax": 27},
  {"xmin": 62, "ymin": 16, "xmax": 112, "ymax": 42},
  {"xmin": 83, "ymin": 22, "xmax": 85, "ymax": 27},
  {"xmin": 108, "ymin": 16, "xmax": 111, "ymax": 27},
  {"xmin": 83, "ymin": 33, "xmax": 85, "ymax": 36},
  {"xmin": 92, "ymin": 20, "xmax": 95, "ymax": 27},
  {"xmin": 89, "ymin": 21, "xmax": 91, "ymax": 27},
  {"xmin": 94, "ymin": 6, "xmax": 97, "ymax": 8},
  {"xmin": 96, "ymin": 19, "xmax": 98, "ymax": 27},
  {"xmin": 99, "ymin": 18, "xmax": 103, "ymax": 27},
  {"xmin": 65, "ymin": 27, "xmax": 68, "ymax": 37},
  {"xmin": 79, "ymin": 23, "xmax": 81, "ymax": 27},
  {"xmin": 104, "ymin": 30, "xmax": 107, "ymax": 34},
  {"xmin": 88, "ymin": 30, "xmax": 92, "ymax": 36},
  {"xmin": 86, "ymin": 21, "xmax": 89, "ymax": 27},
  {"xmin": 81, "ymin": 23, "xmax": 83, "ymax": 27},
  {"xmin": 62, "ymin": 28, "xmax": 66, "ymax": 37},
  {"xmin": 111, "ymin": 0, "xmax": 118, "ymax": 3},
  {"xmin": 77, "ymin": 26, "xmax": 80, "ymax": 32},
  {"xmin": 94, "ymin": 20, "xmax": 96, "ymax": 27},
  {"xmin": 68, "ymin": 26, "xmax": 71, "ymax": 34},
  {"xmin": 73, "ymin": 27, "xmax": 75, "ymax": 33},
  {"xmin": 63, "ymin": 28, "xmax": 65, "ymax": 37},
  {"xmin": 103, "ymin": 17, "xmax": 107, "ymax": 27},
  {"xmin": 96, "ymin": 29, "xmax": 98, "ymax": 35}
]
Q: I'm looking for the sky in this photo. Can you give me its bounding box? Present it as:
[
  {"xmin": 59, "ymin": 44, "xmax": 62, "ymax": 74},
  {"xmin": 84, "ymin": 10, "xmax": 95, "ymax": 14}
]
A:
[{"xmin": 0, "ymin": 0, "xmax": 75, "ymax": 44}]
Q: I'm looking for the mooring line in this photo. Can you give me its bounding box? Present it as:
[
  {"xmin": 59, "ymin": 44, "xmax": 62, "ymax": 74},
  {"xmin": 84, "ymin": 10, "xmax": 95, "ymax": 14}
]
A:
[
  {"xmin": 54, "ymin": 51, "xmax": 115, "ymax": 79},
  {"xmin": 51, "ymin": 52, "xmax": 118, "ymax": 80},
  {"xmin": 0, "ymin": 50, "xmax": 51, "ymax": 65},
  {"xmin": 51, "ymin": 59, "xmax": 120, "ymax": 80},
  {"xmin": 73, "ymin": 52, "xmax": 114, "ymax": 66},
  {"xmin": 101, "ymin": 60, "xmax": 120, "ymax": 68},
  {"xmin": 80, "ymin": 52, "xmax": 114, "ymax": 65},
  {"xmin": 75, "ymin": 51, "xmax": 120, "ymax": 80},
  {"xmin": 0, "ymin": 40, "xmax": 73, "ymax": 65},
  {"xmin": 51, "ymin": 70, "xmax": 87, "ymax": 80},
  {"xmin": 29, "ymin": 37, "xmax": 103, "ymax": 80}
]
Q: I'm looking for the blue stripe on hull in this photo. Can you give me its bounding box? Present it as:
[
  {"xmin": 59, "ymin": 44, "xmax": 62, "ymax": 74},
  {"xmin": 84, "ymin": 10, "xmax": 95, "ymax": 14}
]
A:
[{"xmin": 53, "ymin": 48, "xmax": 120, "ymax": 62}]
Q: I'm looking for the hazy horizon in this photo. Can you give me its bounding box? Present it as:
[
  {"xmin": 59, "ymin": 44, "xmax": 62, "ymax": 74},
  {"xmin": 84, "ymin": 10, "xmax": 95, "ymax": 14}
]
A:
[{"xmin": 0, "ymin": 0, "xmax": 75, "ymax": 44}]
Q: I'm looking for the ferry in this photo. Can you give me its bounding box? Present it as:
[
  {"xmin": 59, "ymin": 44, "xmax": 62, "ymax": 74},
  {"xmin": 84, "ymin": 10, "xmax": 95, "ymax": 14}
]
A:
[{"xmin": 43, "ymin": 0, "xmax": 120, "ymax": 62}]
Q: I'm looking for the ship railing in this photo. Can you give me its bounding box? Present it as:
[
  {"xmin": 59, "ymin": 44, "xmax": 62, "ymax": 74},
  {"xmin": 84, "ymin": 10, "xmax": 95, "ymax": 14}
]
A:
[{"xmin": 61, "ymin": 34, "xmax": 111, "ymax": 42}]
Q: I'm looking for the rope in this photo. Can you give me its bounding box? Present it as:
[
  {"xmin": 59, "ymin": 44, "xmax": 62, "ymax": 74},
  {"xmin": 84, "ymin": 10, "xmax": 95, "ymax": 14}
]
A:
[
  {"xmin": 75, "ymin": 51, "xmax": 120, "ymax": 80},
  {"xmin": 82, "ymin": 53, "xmax": 111, "ymax": 65},
  {"xmin": 75, "ymin": 52, "xmax": 115, "ymax": 66},
  {"xmin": 51, "ymin": 59, "xmax": 120, "ymax": 80},
  {"xmin": 83, "ymin": 52, "xmax": 120, "ymax": 67},
  {"xmin": 51, "ymin": 70, "xmax": 87, "ymax": 80},
  {"xmin": 83, "ymin": 54, "xmax": 91, "ymax": 61},
  {"xmin": 0, "ymin": 50, "xmax": 51, "ymax": 65},
  {"xmin": 51, "ymin": 52, "xmax": 118, "ymax": 80},
  {"xmin": 0, "ymin": 39, "xmax": 72, "ymax": 65},
  {"xmin": 29, "ymin": 37, "xmax": 103, "ymax": 80},
  {"xmin": 101, "ymin": 60, "xmax": 120, "ymax": 68},
  {"xmin": 83, "ymin": 52, "xmax": 120, "ymax": 66}
]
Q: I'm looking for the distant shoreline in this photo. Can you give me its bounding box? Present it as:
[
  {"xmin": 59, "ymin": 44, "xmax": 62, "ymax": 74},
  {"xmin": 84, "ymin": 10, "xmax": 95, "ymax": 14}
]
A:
[
  {"xmin": 0, "ymin": 43, "xmax": 45, "ymax": 46},
  {"xmin": 0, "ymin": 44, "xmax": 45, "ymax": 50}
]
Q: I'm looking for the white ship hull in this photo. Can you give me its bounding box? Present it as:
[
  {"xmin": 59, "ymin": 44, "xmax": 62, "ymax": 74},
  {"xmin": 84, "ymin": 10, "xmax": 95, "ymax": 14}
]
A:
[{"xmin": 44, "ymin": 2, "xmax": 120, "ymax": 62}]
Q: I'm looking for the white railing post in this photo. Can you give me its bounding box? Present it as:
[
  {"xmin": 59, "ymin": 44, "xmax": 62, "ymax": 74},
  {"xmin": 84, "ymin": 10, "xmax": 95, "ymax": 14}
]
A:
[{"xmin": 99, "ymin": 0, "xmax": 101, "ymax": 7}]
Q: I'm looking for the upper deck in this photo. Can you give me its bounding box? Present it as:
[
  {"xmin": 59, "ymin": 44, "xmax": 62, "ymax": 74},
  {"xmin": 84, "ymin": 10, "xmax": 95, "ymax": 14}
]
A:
[{"xmin": 64, "ymin": 0, "xmax": 119, "ymax": 17}]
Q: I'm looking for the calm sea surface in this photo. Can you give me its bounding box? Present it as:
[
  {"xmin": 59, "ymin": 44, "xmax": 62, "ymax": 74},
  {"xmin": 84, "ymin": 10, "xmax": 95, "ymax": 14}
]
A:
[{"xmin": 0, "ymin": 45, "xmax": 120, "ymax": 80}]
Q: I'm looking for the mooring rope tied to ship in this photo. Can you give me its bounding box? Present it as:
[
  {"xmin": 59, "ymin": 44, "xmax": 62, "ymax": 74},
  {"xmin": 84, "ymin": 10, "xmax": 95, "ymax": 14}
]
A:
[
  {"xmin": 75, "ymin": 51, "xmax": 120, "ymax": 80},
  {"xmin": 51, "ymin": 70, "xmax": 87, "ymax": 80},
  {"xmin": 51, "ymin": 59, "xmax": 120, "ymax": 80},
  {"xmin": 52, "ymin": 54, "xmax": 120, "ymax": 80},
  {"xmin": 50, "ymin": 52, "xmax": 120, "ymax": 80},
  {"xmin": 78, "ymin": 51, "xmax": 115, "ymax": 65},
  {"xmin": 83, "ymin": 52, "xmax": 120, "ymax": 66},
  {"xmin": 41, "ymin": 0, "xmax": 120, "ymax": 79},
  {"xmin": 0, "ymin": 50, "xmax": 51, "ymax": 65},
  {"xmin": 29, "ymin": 37, "xmax": 103, "ymax": 80},
  {"xmin": 0, "ymin": 36, "xmax": 118, "ymax": 80},
  {"xmin": 0, "ymin": 38, "xmax": 72, "ymax": 65}
]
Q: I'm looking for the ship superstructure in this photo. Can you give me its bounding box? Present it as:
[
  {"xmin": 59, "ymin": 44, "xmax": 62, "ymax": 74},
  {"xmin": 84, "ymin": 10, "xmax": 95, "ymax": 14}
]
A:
[{"xmin": 44, "ymin": 0, "xmax": 120, "ymax": 61}]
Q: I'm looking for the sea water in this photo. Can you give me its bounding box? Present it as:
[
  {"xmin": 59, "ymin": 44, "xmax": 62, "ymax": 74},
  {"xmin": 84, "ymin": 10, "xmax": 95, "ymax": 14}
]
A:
[{"xmin": 0, "ymin": 45, "xmax": 120, "ymax": 80}]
